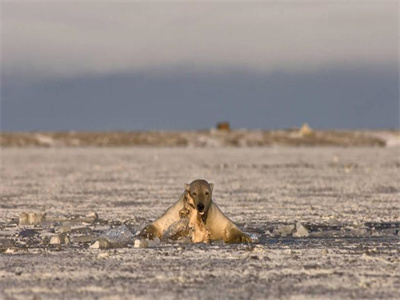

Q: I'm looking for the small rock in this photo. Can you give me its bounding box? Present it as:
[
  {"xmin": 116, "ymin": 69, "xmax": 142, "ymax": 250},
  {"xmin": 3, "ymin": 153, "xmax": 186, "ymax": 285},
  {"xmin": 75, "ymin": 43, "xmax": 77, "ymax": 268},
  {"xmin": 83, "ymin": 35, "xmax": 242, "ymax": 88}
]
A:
[
  {"xmin": 371, "ymin": 228, "xmax": 380, "ymax": 237},
  {"xmin": 101, "ymin": 224, "xmax": 134, "ymax": 246},
  {"xmin": 134, "ymin": 239, "xmax": 148, "ymax": 248},
  {"xmin": 90, "ymin": 238, "xmax": 111, "ymax": 249},
  {"xmin": 86, "ymin": 212, "xmax": 98, "ymax": 222},
  {"xmin": 265, "ymin": 230, "xmax": 273, "ymax": 237},
  {"xmin": 97, "ymin": 252, "xmax": 110, "ymax": 259},
  {"xmin": 293, "ymin": 222, "xmax": 309, "ymax": 238},
  {"xmin": 250, "ymin": 233, "xmax": 260, "ymax": 243},
  {"xmin": 49, "ymin": 234, "xmax": 70, "ymax": 245},
  {"xmin": 283, "ymin": 249, "xmax": 292, "ymax": 255},
  {"xmin": 252, "ymin": 245, "xmax": 265, "ymax": 253},
  {"xmin": 50, "ymin": 235, "xmax": 61, "ymax": 245},
  {"xmin": 273, "ymin": 224, "xmax": 295, "ymax": 237}
]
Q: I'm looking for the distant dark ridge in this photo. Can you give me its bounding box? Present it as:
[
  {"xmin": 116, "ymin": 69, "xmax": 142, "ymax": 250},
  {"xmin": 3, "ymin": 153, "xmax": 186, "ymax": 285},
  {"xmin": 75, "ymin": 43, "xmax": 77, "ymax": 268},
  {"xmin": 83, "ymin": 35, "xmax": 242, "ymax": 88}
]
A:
[{"xmin": 1, "ymin": 129, "xmax": 396, "ymax": 147}]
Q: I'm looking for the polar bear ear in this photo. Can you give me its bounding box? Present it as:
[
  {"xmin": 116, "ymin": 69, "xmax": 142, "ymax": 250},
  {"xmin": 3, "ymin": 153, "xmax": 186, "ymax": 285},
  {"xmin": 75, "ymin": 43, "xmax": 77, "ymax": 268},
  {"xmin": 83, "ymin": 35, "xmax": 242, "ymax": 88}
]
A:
[
  {"xmin": 209, "ymin": 183, "xmax": 214, "ymax": 192},
  {"xmin": 184, "ymin": 183, "xmax": 190, "ymax": 191}
]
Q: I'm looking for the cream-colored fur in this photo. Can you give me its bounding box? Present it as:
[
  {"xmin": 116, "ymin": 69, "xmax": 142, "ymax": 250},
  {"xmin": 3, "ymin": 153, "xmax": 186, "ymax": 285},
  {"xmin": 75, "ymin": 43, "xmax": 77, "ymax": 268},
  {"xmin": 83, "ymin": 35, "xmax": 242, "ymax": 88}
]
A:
[
  {"xmin": 149, "ymin": 193, "xmax": 186, "ymax": 238},
  {"xmin": 140, "ymin": 180, "xmax": 251, "ymax": 243},
  {"xmin": 185, "ymin": 192, "xmax": 210, "ymax": 243},
  {"xmin": 203, "ymin": 201, "xmax": 252, "ymax": 243}
]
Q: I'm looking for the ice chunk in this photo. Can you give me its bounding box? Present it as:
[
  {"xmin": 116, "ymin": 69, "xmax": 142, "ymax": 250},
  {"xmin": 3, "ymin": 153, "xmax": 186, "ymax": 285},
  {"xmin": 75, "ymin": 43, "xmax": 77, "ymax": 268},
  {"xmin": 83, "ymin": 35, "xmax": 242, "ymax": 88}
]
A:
[
  {"xmin": 134, "ymin": 239, "xmax": 148, "ymax": 248},
  {"xmin": 252, "ymin": 245, "xmax": 265, "ymax": 253},
  {"xmin": 97, "ymin": 252, "xmax": 110, "ymax": 259},
  {"xmin": 133, "ymin": 238, "xmax": 160, "ymax": 248},
  {"xmin": 249, "ymin": 233, "xmax": 260, "ymax": 243},
  {"xmin": 90, "ymin": 238, "xmax": 112, "ymax": 249},
  {"xmin": 50, "ymin": 234, "xmax": 70, "ymax": 245},
  {"xmin": 100, "ymin": 225, "xmax": 134, "ymax": 246},
  {"xmin": 86, "ymin": 212, "xmax": 98, "ymax": 222},
  {"xmin": 273, "ymin": 224, "xmax": 295, "ymax": 237},
  {"xmin": 293, "ymin": 222, "xmax": 309, "ymax": 238},
  {"xmin": 161, "ymin": 219, "xmax": 190, "ymax": 242}
]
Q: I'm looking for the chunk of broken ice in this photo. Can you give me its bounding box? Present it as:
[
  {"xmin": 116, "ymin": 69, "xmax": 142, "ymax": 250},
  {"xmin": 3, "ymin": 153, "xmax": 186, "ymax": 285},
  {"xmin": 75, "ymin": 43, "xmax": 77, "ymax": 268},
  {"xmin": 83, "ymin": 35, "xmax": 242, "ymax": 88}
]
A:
[
  {"xmin": 90, "ymin": 238, "xmax": 112, "ymax": 249},
  {"xmin": 161, "ymin": 218, "xmax": 190, "ymax": 242},
  {"xmin": 100, "ymin": 225, "xmax": 134, "ymax": 246},
  {"xmin": 249, "ymin": 233, "xmax": 260, "ymax": 242},
  {"xmin": 273, "ymin": 224, "xmax": 295, "ymax": 237},
  {"xmin": 133, "ymin": 238, "xmax": 160, "ymax": 248},
  {"xmin": 134, "ymin": 239, "xmax": 148, "ymax": 248},
  {"xmin": 293, "ymin": 222, "xmax": 309, "ymax": 238},
  {"xmin": 50, "ymin": 234, "xmax": 70, "ymax": 245}
]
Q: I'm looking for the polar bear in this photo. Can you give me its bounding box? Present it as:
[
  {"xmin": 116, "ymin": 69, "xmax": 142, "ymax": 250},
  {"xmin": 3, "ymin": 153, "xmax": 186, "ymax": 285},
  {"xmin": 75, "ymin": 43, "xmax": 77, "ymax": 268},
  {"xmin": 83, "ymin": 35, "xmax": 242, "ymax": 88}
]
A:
[{"xmin": 140, "ymin": 179, "xmax": 252, "ymax": 243}]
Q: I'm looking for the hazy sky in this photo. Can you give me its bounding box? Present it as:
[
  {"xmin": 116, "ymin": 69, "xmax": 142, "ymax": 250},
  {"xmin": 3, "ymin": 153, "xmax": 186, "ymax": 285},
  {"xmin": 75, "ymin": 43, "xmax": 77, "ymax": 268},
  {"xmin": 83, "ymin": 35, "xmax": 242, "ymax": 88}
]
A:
[{"xmin": 1, "ymin": 1, "xmax": 398, "ymax": 130}]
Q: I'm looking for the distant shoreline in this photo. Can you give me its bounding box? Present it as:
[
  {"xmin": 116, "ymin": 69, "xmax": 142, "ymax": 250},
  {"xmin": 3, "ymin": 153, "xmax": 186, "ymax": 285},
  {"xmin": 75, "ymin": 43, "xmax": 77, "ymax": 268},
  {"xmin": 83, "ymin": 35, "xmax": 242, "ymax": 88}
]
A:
[{"xmin": 1, "ymin": 129, "xmax": 399, "ymax": 147}]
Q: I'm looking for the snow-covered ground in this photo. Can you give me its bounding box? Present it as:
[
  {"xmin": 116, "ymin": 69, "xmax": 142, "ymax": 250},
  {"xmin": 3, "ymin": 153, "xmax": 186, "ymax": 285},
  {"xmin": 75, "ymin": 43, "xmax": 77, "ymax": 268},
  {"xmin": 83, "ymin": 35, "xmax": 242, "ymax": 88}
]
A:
[{"xmin": 1, "ymin": 147, "xmax": 399, "ymax": 299}]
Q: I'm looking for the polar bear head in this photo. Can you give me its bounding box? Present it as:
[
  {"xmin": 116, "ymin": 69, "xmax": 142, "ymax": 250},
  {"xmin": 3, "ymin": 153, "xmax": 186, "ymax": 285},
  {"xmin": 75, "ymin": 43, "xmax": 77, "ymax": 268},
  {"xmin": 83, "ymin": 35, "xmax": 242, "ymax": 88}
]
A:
[{"xmin": 184, "ymin": 179, "xmax": 214, "ymax": 216}]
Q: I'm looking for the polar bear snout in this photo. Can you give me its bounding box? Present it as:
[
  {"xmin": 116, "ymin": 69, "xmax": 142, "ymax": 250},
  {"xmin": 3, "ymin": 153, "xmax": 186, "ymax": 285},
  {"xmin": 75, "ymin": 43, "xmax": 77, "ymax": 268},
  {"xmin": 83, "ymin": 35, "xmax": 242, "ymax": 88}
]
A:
[{"xmin": 197, "ymin": 203, "xmax": 205, "ymax": 212}]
